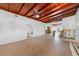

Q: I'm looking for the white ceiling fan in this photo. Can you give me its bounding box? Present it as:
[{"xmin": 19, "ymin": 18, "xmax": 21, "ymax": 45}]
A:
[{"xmin": 34, "ymin": 9, "xmax": 40, "ymax": 18}]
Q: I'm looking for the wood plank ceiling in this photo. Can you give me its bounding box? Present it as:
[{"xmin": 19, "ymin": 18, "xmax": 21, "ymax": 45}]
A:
[{"xmin": 0, "ymin": 3, "xmax": 79, "ymax": 23}]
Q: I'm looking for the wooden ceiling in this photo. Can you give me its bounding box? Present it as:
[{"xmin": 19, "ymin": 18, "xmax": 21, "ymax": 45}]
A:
[{"xmin": 0, "ymin": 3, "xmax": 79, "ymax": 23}]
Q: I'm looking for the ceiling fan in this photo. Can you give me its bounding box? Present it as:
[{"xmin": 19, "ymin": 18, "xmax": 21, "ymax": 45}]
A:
[{"xmin": 33, "ymin": 9, "xmax": 40, "ymax": 18}]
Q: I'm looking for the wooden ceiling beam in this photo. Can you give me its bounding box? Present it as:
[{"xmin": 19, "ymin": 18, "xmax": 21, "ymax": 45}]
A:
[
  {"xmin": 38, "ymin": 4, "xmax": 51, "ymax": 11},
  {"xmin": 17, "ymin": 3, "xmax": 25, "ymax": 14},
  {"xmin": 19, "ymin": 3, "xmax": 34, "ymax": 15},
  {"xmin": 8, "ymin": 3, "xmax": 11, "ymax": 12},
  {"xmin": 42, "ymin": 11, "xmax": 76, "ymax": 23},
  {"xmin": 24, "ymin": 4, "xmax": 37, "ymax": 16},
  {"xmin": 52, "ymin": 8, "xmax": 77, "ymax": 18},
  {"xmin": 39, "ymin": 4, "xmax": 78, "ymax": 20},
  {"xmin": 28, "ymin": 4, "xmax": 50, "ymax": 18},
  {"xmin": 38, "ymin": 3, "xmax": 56, "ymax": 14},
  {"xmin": 43, "ymin": 19, "xmax": 62, "ymax": 23},
  {"xmin": 30, "ymin": 3, "xmax": 60, "ymax": 19},
  {"xmin": 38, "ymin": 3, "xmax": 68, "ymax": 20},
  {"xmin": 52, "ymin": 11, "xmax": 76, "ymax": 20},
  {"xmin": 9, "ymin": 3, "xmax": 23, "ymax": 13},
  {"xmin": 0, "ymin": 3, "xmax": 9, "ymax": 11},
  {"xmin": 0, "ymin": 3, "xmax": 78, "ymax": 23},
  {"xmin": 40, "ymin": 7, "xmax": 78, "ymax": 21}
]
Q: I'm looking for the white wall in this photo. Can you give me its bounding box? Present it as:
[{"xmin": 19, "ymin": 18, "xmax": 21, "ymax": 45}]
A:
[
  {"xmin": 62, "ymin": 16, "xmax": 75, "ymax": 30},
  {"xmin": 75, "ymin": 8, "xmax": 79, "ymax": 40},
  {"xmin": 62, "ymin": 15, "xmax": 75, "ymax": 38},
  {"xmin": 61, "ymin": 8, "xmax": 79, "ymax": 40},
  {"xmin": 0, "ymin": 10, "xmax": 45, "ymax": 45}
]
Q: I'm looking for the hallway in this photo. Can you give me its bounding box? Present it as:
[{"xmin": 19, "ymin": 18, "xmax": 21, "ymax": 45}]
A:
[{"xmin": 0, "ymin": 34, "xmax": 72, "ymax": 56}]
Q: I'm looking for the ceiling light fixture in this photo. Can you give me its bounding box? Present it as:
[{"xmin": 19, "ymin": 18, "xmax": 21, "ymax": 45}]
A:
[{"xmin": 34, "ymin": 9, "xmax": 40, "ymax": 18}]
